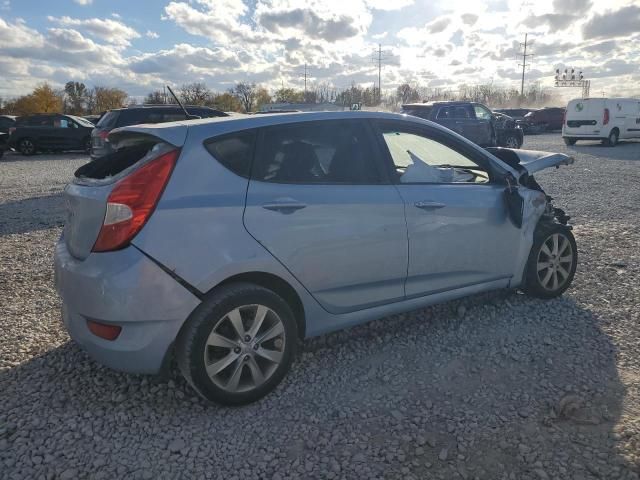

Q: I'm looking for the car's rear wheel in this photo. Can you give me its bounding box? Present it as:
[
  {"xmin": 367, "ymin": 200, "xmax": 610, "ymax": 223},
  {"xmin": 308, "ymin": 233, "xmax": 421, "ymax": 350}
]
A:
[
  {"xmin": 504, "ymin": 134, "xmax": 520, "ymax": 149},
  {"xmin": 18, "ymin": 138, "xmax": 36, "ymax": 156},
  {"xmin": 176, "ymin": 283, "xmax": 297, "ymax": 405},
  {"xmin": 563, "ymin": 137, "xmax": 576, "ymax": 146},
  {"xmin": 524, "ymin": 224, "xmax": 577, "ymax": 298},
  {"xmin": 603, "ymin": 129, "xmax": 618, "ymax": 147}
]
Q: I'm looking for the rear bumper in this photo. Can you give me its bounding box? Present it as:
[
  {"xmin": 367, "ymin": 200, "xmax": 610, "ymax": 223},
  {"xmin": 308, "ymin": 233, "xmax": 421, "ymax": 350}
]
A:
[{"xmin": 54, "ymin": 239, "xmax": 200, "ymax": 374}]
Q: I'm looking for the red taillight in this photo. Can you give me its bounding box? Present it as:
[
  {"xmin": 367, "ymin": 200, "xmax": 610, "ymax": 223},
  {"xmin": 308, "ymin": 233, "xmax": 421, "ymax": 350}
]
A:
[
  {"xmin": 92, "ymin": 149, "xmax": 179, "ymax": 252},
  {"xmin": 603, "ymin": 108, "xmax": 609, "ymax": 125},
  {"xmin": 87, "ymin": 320, "xmax": 122, "ymax": 341},
  {"xmin": 98, "ymin": 130, "xmax": 110, "ymax": 142}
]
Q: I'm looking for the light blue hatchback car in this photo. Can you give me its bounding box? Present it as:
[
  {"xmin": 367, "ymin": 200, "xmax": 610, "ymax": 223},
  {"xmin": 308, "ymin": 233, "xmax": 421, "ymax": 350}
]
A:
[{"xmin": 55, "ymin": 112, "xmax": 577, "ymax": 405}]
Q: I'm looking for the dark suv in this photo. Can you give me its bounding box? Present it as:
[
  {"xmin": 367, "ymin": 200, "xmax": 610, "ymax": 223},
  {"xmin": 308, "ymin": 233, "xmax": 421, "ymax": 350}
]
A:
[
  {"xmin": 91, "ymin": 105, "xmax": 227, "ymax": 160},
  {"xmin": 401, "ymin": 101, "xmax": 496, "ymax": 147},
  {"xmin": 9, "ymin": 114, "xmax": 94, "ymax": 155},
  {"xmin": 517, "ymin": 107, "xmax": 566, "ymax": 133},
  {"xmin": 0, "ymin": 115, "xmax": 15, "ymax": 158}
]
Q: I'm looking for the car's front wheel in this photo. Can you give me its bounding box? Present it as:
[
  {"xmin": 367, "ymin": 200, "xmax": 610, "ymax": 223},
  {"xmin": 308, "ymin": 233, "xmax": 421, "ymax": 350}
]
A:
[
  {"xmin": 524, "ymin": 224, "xmax": 577, "ymax": 298},
  {"xmin": 176, "ymin": 283, "xmax": 297, "ymax": 405},
  {"xmin": 504, "ymin": 134, "xmax": 520, "ymax": 149},
  {"xmin": 18, "ymin": 138, "xmax": 37, "ymax": 156}
]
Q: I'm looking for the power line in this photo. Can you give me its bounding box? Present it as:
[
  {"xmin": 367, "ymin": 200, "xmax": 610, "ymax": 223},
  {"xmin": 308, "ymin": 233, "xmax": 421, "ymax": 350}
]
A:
[{"xmin": 518, "ymin": 33, "xmax": 534, "ymax": 96}]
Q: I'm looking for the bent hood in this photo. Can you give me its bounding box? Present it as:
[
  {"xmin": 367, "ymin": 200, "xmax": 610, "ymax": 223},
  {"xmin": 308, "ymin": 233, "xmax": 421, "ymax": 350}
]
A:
[{"xmin": 486, "ymin": 147, "xmax": 574, "ymax": 175}]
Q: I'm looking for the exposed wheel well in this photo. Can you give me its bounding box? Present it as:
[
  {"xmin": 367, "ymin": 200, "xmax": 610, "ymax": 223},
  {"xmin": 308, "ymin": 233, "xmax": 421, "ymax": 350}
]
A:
[{"xmin": 216, "ymin": 272, "xmax": 306, "ymax": 339}]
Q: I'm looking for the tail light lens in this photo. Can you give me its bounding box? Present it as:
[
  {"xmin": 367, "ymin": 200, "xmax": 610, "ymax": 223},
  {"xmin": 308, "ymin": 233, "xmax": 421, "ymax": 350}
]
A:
[
  {"xmin": 603, "ymin": 108, "xmax": 610, "ymax": 125},
  {"xmin": 98, "ymin": 130, "xmax": 110, "ymax": 142},
  {"xmin": 92, "ymin": 148, "xmax": 179, "ymax": 252},
  {"xmin": 9, "ymin": 127, "xmax": 16, "ymax": 135},
  {"xmin": 87, "ymin": 320, "xmax": 122, "ymax": 341}
]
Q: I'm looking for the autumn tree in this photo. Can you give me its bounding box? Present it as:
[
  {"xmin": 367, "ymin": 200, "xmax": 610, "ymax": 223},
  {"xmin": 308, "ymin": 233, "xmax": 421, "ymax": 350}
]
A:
[
  {"xmin": 254, "ymin": 87, "xmax": 272, "ymax": 111},
  {"xmin": 92, "ymin": 87, "xmax": 128, "ymax": 113},
  {"xmin": 232, "ymin": 82, "xmax": 257, "ymax": 112},
  {"xmin": 396, "ymin": 83, "xmax": 420, "ymax": 104},
  {"xmin": 64, "ymin": 81, "xmax": 88, "ymax": 115},
  {"xmin": 206, "ymin": 92, "xmax": 242, "ymax": 112},
  {"xmin": 273, "ymin": 87, "xmax": 304, "ymax": 103},
  {"xmin": 179, "ymin": 82, "xmax": 211, "ymax": 106},
  {"xmin": 144, "ymin": 90, "xmax": 167, "ymax": 104}
]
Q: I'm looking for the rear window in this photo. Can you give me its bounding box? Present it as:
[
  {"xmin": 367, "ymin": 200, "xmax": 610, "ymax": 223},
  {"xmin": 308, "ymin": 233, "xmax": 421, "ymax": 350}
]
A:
[
  {"xmin": 117, "ymin": 109, "xmax": 165, "ymax": 127},
  {"xmin": 204, "ymin": 130, "xmax": 256, "ymax": 178},
  {"xmin": 96, "ymin": 111, "xmax": 119, "ymax": 129},
  {"xmin": 402, "ymin": 106, "xmax": 432, "ymax": 120}
]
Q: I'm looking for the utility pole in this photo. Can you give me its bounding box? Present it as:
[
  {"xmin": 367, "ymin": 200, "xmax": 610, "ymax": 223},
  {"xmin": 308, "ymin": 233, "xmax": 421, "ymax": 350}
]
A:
[
  {"xmin": 300, "ymin": 63, "xmax": 308, "ymax": 102},
  {"xmin": 371, "ymin": 44, "xmax": 392, "ymax": 105},
  {"xmin": 518, "ymin": 33, "xmax": 533, "ymax": 97}
]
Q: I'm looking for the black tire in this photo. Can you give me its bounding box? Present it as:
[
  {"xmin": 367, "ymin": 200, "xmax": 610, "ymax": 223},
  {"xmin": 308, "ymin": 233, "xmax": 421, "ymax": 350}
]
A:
[
  {"xmin": 563, "ymin": 137, "xmax": 576, "ymax": 146},
  {"xmin": 524, "ymin": 223, "xmax": 577, "ymax": 299},
  {"xmin": 176, "ymin": 282, "xmax": 298, "ymax": 406},
  {"xmin": 18, "ymin": 138, "xmax": 36, "ymax": 156},
  {"xmin": 603, "ymin": 129, "xmax": 618, "ymax": 147},
  {"xmin": 504, "ymin": 134, "xmax": 520, "ymax": 149}
]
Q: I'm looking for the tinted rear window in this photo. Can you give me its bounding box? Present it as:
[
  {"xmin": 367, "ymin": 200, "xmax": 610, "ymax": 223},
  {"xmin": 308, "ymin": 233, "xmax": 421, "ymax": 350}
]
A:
[
  {"xmin": 96, "ymin": 111, "xmax": 119, "ymax": 129},
  {"xmin": 204, "ymin": 130, "xmax": 256, "ymax": 178},
  {"xmin": 402, "ymin": 107, "xmax": 432, "ymax": 119}
]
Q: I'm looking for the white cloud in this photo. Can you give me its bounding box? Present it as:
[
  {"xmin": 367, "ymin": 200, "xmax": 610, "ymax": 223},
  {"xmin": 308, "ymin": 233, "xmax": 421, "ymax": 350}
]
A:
[
  {"xmin": 73, "ymin": 0, "xmax": 93, "ymax": 5},
  {"xmin": 145, "ymin": 30, "xmax": 159, "ymax": 39},
  {"xmin": 47, "ymin": 16, "xmax": 140, "ymax": 46}
]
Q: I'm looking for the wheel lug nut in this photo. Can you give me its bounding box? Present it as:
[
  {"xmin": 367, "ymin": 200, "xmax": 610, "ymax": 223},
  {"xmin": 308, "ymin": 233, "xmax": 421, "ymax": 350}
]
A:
[
  {"xmin": 244, "ymin": 335, "xmax": 251, "ymax": 342},
  {"xmin": 244, "ymin": 355, "xmax": 250, "ymax": 362},
  {"xmin": 234, "ymin": 347, "xmax": 241, "ymax": 354},
  {"xmin": 253, "ymin": 344, "xmax": 259, "ymax": 350}
]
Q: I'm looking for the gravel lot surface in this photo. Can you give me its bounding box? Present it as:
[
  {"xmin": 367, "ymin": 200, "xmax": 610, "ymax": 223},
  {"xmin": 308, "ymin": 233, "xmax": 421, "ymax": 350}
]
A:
[{"xmin": 1, "ymin": 136, "xmax": 639, "ymax": 480}]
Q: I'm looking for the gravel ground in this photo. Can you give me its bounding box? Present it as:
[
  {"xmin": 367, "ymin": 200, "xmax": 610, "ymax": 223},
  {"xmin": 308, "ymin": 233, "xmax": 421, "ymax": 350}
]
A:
[{"xmin": 1, "ymin": 136, "xmax": 639, "ymax": 480}]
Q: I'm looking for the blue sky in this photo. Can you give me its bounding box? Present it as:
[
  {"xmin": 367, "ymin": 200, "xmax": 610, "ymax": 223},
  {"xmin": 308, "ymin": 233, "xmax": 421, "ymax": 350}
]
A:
[{"xmin": 0, "ymin": 0, "xmax": 638, "ymax": 100}]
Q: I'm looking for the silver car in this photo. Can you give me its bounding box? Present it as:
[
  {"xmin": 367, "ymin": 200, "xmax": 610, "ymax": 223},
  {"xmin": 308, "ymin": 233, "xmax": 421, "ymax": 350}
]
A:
[{"xmin": 55, "ymin": 112, "xmax": 577, "ymax": 405}]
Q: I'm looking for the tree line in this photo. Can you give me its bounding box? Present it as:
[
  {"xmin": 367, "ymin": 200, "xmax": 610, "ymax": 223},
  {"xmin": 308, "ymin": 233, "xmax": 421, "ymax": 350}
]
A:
[{"xmin": 0, "ymin": 79, "xmax": 559, "ymax": 117}]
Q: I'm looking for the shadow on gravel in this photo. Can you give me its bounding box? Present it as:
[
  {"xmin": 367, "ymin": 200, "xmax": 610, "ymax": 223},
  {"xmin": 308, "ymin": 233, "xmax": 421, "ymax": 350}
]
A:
[
  {"xmin": 0, "ymin": 194, "xmax": 65, "ymax": 236},
  {"xmin": 1, "ymin": 290, "xmax": 637, "ymax": 479}
]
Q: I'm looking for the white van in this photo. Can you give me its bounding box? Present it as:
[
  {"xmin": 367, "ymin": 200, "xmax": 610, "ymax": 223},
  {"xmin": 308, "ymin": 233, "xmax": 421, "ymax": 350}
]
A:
[{"xmin": 562, "ymin": 98, "xmax": 640, "ymax": 146}]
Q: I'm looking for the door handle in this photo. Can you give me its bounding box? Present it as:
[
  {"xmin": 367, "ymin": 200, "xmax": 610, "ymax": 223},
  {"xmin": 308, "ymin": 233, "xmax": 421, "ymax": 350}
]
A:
[
  {"xmin": 262, "ymin": 201, "xmax": 307, "ymax": 213},
  {"xmin": 414, "ymin": 200, "xmax": 446, "ymax": 210}
]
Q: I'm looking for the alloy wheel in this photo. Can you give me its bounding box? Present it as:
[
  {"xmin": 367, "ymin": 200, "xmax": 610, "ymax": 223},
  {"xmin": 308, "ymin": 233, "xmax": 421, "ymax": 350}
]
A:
[
  {"xmin": 505, "ymin": 136, "xmax": 519, "ymax": 148},
  {"xmin": 20, "ymin": 139, "xmax": 34, "ymax": 155},
  {"xmin": 203, "ymin": 304, "xmax": 286, "ymax": 393},
  {"xmin": 536, "ymin": 233, "xmax": 574, "ymax": 291}
]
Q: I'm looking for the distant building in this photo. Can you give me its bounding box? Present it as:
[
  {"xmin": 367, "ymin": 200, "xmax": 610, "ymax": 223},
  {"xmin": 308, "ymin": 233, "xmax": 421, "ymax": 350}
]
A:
[{"xmin": 259, "ymin": 102, "xmax": 346, "ymax": 113}]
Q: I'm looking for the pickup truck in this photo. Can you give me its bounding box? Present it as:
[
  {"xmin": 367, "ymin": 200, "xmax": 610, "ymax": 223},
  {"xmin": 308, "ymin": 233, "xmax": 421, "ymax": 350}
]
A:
[{"xmin": 9, "ymin": 114, "xmax": 95, "ymax": 155}]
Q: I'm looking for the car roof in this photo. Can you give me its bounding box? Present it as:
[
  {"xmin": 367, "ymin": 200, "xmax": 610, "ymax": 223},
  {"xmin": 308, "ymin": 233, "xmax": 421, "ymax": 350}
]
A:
[
  {"xmin": 403, "ymin": 101, "xmax": 480, "ymax": 108},
  {"xmin": 112, "ymin": 105, "xmax": 220, "ymax": 112}
]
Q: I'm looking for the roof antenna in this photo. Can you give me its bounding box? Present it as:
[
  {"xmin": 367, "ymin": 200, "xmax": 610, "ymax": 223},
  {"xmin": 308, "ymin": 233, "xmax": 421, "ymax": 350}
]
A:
[{"xmin": 166, "ymin": 85, "xmax": 200, "ymax": 120}]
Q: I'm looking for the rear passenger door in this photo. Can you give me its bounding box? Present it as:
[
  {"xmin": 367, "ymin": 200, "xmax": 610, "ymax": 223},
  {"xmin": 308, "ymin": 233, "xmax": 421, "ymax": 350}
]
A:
[{"xmin": 243, "ymin": 119, "xmax": 408, "ymax": 314}]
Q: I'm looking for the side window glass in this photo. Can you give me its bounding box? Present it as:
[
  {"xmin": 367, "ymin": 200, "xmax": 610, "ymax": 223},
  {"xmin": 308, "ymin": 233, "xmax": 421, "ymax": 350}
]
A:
[
  {"xmin": 378, "ymin": 126, "xmax": 489, "ymax": 184},
  {"xmin": 56, "ymin": 118, "xmax": 69, "ymax": 128},
  {"xmin": 204, "ymin": 130, "xmax": 256, "ymax": 178},
  {"xmin": 473, "ymin": 105, "xmax": 492, "ymax": 120},
  {"xmin": 453, "ymin": 107, "xmax": 470, "ymax": 119},
  {"xmin": 436, "ymin": 107, "xmax": 450, "ymax": 120},
  {"xmin": 254, "ymin": 121, "xmax": 381, "ymax": 184}
]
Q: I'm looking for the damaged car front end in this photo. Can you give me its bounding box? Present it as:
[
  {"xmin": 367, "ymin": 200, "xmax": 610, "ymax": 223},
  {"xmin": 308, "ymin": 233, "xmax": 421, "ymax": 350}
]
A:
[{"xmin": 486, "ymin": 147, "xmax": 576, "ymax": 295}]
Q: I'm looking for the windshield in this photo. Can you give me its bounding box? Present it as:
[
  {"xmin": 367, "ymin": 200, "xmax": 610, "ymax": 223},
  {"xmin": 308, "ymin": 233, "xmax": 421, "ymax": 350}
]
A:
[{"xmin": 68, "ymin": 115, "xmax": 95, "ymax": 128}]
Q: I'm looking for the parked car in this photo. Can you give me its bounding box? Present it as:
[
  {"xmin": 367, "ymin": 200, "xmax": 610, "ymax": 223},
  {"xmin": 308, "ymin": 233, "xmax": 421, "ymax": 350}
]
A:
[
  {"xmin": 91, "ymin": 105, "xmax": 228, "ymax": 160},
  {"xmin": 493, "ymin": 113, "xmax": 524, "ymax": 149},
  {"xmin": 83, "ymin": 114, "xmax": 103, "ymax": 125},
  {"xmin": 493, "ymin": 108, "xmax": 537, "ymax": 122},
  {"xmin": 401, "ymin": 101, "xmax": 496, "ymax": 147},
  {"xmin": 517, "ymin": 107, "xmax": 566, "ymax": 133},
  {"xmin": 0, "ymin": 132, "xmax": 8, "ymax": 159},
  {"xmin": 8, "ymin": 114, "xmax": 95, "ymax": 155},
  {"xmin": 0, "ymin": 114, "xmax": 16, "ymax": 134},
  {"xmin": 55, "ymin": 111, "xmax": 577, "ymax": 405},
  {"xmin": 563, "ymin": 97, "xmax": 640, "ymax": 147}
]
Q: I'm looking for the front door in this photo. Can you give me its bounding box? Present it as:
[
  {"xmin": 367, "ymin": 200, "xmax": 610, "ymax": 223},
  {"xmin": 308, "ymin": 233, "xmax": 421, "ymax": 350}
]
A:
[
  {"xmin": 373, "ymin": 120, "xmax": 521, "ymax": 297},
  {"xmin": 244, "ymin": 119, "xmax": 408, "ymax": 314},
  {"xmin": 472, "ymin": 104, "xmax": 494, "ymax": 146}
]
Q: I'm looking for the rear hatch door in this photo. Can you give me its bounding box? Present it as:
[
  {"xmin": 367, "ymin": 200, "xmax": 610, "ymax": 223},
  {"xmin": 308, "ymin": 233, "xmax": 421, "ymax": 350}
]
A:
[
  {"xmin": 565, "ymin": 99, "xmax": 604, "ymax": 134},
  {"xmin": 64, "ymin": 124, "xmax": 187, "ymax": 260}
]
